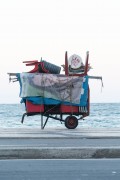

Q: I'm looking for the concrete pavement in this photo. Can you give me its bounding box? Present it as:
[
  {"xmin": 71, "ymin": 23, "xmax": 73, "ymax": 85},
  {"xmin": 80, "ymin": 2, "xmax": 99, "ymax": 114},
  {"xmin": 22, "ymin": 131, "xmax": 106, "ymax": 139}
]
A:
[{"xmin": 0, "ymin": 127, "xmax": 120, "ymax": 159}]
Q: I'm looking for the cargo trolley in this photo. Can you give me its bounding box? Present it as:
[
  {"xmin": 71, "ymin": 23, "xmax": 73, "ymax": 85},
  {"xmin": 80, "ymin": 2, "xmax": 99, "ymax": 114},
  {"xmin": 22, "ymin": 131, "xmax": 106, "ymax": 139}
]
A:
[{"xmin": 8, "ymin": 51, "xmax": 102, "ymax": 129}]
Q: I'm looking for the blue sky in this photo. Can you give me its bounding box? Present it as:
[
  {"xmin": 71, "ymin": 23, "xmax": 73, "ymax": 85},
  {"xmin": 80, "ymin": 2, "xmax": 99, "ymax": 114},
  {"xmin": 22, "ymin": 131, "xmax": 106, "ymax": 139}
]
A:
[{"xmin": 0, "ymin": 0, "xmax": 120, "ymax": 103}]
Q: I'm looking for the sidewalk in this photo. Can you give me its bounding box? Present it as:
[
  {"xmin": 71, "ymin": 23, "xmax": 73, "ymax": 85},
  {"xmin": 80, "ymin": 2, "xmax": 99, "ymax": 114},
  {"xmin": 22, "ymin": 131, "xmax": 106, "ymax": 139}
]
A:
[
  {"xmin": 1, "ymin": 127, "xmax": 120, "ymax": 138},
  {"xmin": 0, "ymin": 127, "xmax": 120, "ymax": 159}
]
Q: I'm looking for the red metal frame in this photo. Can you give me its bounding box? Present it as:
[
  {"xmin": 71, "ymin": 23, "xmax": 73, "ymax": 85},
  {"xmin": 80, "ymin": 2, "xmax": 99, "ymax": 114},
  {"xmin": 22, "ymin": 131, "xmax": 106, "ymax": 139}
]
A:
[
  {"xmin": 26, "ymin": 101, "xmax": 44, "ymax": 113},
  {"xmin": 23, "ymin": 60, "xmax": 49, "ymax": 73},
  {"xmin": 65, "ymin": 51, "xmax": 89, "ymax": 77},
  {"xmin": 23, "ymin": 60, "xmax": 39, "ymax": 73}
]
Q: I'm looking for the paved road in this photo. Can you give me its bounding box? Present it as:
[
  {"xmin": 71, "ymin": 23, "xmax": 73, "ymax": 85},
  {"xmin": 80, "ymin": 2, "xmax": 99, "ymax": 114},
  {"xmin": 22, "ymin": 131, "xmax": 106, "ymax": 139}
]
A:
[
  {"xmin": 0, "ymin": 159, "xmax": 120, "ymax": 180},
  {"xmin": 0, "ymin": 128, "xmax": 120, "ymax": 159},
  {"xmin": 0, "ymin": 138, "xmax": 120, "ymax": 148}
]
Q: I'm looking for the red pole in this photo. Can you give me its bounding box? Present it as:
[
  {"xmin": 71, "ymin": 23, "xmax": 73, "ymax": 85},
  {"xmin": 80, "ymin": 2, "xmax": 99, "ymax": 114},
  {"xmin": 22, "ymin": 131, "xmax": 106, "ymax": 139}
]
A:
[
  {"xmin": 84, "ymin": 51, "xmax": 89, "ymax": 75},
  {"xmin": 65, "ymin": 51, "xmax": 69, "ymax": 76}
]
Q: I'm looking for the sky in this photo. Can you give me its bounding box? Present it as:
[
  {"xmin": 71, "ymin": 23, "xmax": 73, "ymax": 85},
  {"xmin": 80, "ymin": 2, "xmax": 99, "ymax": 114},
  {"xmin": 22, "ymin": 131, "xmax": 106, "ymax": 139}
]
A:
[{"xmin": 0, "ymin": 0, "xmax": 120, "ymax": 103}]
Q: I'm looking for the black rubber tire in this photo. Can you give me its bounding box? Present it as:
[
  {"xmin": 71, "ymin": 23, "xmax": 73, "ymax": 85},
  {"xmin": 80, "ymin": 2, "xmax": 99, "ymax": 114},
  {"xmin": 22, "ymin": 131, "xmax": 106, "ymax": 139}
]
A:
[{"xmin": 65, "ymin": 116, "xmax": 78, "ymax": 129}]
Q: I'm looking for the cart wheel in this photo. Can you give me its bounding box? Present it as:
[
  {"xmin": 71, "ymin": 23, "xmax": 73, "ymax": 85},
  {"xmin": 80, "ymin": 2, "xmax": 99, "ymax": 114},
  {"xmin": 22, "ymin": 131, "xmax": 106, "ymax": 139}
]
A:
[{"xmin": 65, "ymin": 116, "xmax": 78, "ymax": 129}]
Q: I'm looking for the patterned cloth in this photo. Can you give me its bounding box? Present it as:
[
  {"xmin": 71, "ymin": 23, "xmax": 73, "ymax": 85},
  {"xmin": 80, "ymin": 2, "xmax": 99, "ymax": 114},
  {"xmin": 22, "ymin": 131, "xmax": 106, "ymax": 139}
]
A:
[{"xmin": 17, "ymin": 73, "xmax": 88, "ymax": 106}]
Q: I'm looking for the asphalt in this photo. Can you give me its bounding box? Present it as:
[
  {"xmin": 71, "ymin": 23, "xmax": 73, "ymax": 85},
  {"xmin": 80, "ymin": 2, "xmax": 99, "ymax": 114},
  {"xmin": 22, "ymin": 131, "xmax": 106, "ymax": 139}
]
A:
[{"xmin": 0, "ymin": 127, "xmax": 120, "ymax": 159}]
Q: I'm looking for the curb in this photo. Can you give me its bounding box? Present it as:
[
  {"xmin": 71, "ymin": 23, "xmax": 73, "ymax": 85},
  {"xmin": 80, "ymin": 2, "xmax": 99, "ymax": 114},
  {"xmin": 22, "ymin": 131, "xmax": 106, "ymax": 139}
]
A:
[{"xmin": 1, "ymin": 147, "xmax": 120, "ymax": 159}]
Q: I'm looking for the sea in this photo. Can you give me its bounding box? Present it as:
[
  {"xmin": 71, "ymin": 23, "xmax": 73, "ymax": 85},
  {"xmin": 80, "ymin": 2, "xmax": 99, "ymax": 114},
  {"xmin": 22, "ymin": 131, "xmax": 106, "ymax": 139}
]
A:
[{"xmin": 0, "ymin": 103, "xmax": 120, "ymax": 128}]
